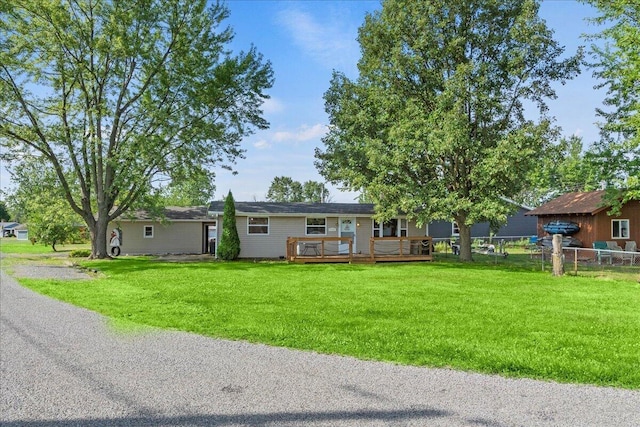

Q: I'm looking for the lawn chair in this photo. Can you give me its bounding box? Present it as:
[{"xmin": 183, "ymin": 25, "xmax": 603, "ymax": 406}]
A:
[
  {"xmin": 606, "ymin": 241, "xmax": 623, "ymax": 251},
  {"xmin": 593, "ymin": 241, "xmax": 612, "ymax": 265},
  {"xmin": 606, "ymin": 241, "xmax": 624, "ymax": 263},
  {"xmin": 622, "ymin": 241, "xmax": 637, "ymax": 265}
]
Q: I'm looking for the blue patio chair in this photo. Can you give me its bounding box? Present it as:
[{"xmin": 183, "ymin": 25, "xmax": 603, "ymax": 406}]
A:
[{"xmin": 592, "ymin": 241, "xmax": 612, "ymax": 265}]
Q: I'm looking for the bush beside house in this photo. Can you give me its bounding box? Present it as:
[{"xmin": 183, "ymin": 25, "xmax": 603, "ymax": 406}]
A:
[{"xmin": 217, "ymin": 191, "xmax": 241, "ymax": 260}]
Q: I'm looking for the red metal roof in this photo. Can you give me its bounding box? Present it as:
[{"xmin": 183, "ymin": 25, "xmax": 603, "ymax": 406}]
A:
[{"xmin": 525, "ymin": 190, "xmax": 609, "ymax": 216}]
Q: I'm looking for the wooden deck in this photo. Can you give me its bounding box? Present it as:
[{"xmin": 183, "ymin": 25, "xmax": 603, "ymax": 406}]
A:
[{"xmin": 286, "ymin": 236, "xmax": 433, "ymax": 264}]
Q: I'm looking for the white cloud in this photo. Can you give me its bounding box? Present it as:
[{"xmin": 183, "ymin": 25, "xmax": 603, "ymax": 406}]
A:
[
  {"xmin": 253, "ymin": 140, "xmax": 271, "ymax": 150},
  {"xmin": 276, "ymin": 6, "xmax": 359, "ymax": 72},
  {"xmin": 272, "ymin": 124, "xmax": 327, "ymax": 143},
  {"xmin": 573, "ymin": 128, "xmax": 584, "ymax": 137},
  {"xmin": 261, "ymin": 97, "xmax": 285, "ymax": 115}
]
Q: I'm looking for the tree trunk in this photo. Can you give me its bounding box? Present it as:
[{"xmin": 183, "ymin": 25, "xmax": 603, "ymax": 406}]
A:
[
  {"xmin": 457, "ymin": 222, "xmax": 473, "ymax": 262},
  {"xmin": 90, "ymin": 216, "xmax": 111, "ymax": 259}
]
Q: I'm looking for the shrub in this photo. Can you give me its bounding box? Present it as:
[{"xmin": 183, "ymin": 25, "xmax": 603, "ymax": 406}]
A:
[
  {"xmin": 217, "ymin": 191, "xmax": 241, "ymax": 260},
  {"xmin": 69, "ymin": 249, "xmax": 91, "ymax": 258}
]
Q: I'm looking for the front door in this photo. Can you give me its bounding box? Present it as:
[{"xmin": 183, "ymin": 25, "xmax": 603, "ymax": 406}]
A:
[
  {"xmin": 339, "ymin": 217, "xmax": 356, "ymax": 254},
  {"xmin": 203, "ymin": 221, "xmax": 217, "ymax": 255}
]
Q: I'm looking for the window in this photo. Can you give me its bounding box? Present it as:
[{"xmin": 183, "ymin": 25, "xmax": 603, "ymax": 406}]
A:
[
  {"xmin": 143, "ymin": 225, "xmax": 154, "ymax": 238},
  {"xmin": 452, "ymin": 222, "xmax": 460, "ymax": 236},
  {"xmin": 306, "ymin": 217, "xmax": 327, "ymax": 235},
  {"xmin": 399, "ymin": 218, "xmax": 408, "ymax": 237},
  {"xmin": 373, "ymin": 219, "xmax": 398, "ymax": 237},
  {"xmin": 248, "ymin": 217, "xmax": 269, "ymax": 234},
  {"xmin": 612, "ymin": 219, "xmax": 629, "ymax": 239}
]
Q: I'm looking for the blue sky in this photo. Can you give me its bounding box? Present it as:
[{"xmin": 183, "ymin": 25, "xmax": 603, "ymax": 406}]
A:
[
  {"xmin": 215, "ymin": 0, "xmax": 606, "ymax": 202},
  {"xmin": 0, "ymin": 0, "xmax": 607, "ymax": 203}
]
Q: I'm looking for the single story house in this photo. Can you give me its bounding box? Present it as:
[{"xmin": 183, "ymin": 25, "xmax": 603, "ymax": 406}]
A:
[
  {"xmin": 110, "ymin": 201, "xmax": 537, "ymax": 258},
  {"xmin": 1, "ymin": 222, "xmax": 19, "ymax": 237},
  {"xmin": 109, "ymin": 207, "xmax": 211, "ymax": 256},
  {"xmin": 525, "ymin": 190, "xmax": 640, "ymax": 249},
  {"xmin": 428, "ymin": 200, "xmax": 536, "ymax": 241},
  {"xmin": 14, "ymin": 224, "xmax": 29, "ymax": 241}
]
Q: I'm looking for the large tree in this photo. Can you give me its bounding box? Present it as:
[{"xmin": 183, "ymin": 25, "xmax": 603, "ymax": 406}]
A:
[
  {"xmin": 315, "ymin": 0, "xmax": 582, "ymax": 260},
  {"xmin": 301, "ymin": 180, "xmax": 331, "ymax": 203},
  {"xmin": 0, "ymin": 200, "xmax": 9, "ymax": 222},
  {"xmin": 8, "ymin": 156, "xmax": 82, "ymax": 250},
  {"xmin": 266, "ymin": 176, "xmax": 303, "ymax": 202},
  {"xmin": 0, "ymin": 0, "xmax": 273, "ymax": 258},
  {"xmin": 515, "ymin": 135, "xmax": 601, "ymax": 207},
  {"xmin": 265, "ymin": 176, "xmax": 331, "ymax": 203},
  {"xmin": 582, "ymin": 0, "xmax": 639, "ymax": 204}
]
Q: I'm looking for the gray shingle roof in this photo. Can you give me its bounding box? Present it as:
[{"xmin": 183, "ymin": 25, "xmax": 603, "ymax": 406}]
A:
[
  {"xmin": 208, "ymin": 202, "xmax": 376, "ymax": 216},
  {"xmin": 125, "ymin": 206, "xmax": 210, "ymax": 221}
]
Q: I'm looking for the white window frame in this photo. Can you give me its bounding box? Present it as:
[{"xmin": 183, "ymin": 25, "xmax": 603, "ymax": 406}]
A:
[
  {"xmin": 399, "ymin": 218, "xmax": 408, "ymax": 237},
  {"xmin": 612, "ymin": 219, "xmax": 630, "ymax": 239},
  {"xmin": 143, "ymin": 225, "xmax": 154, "ymax": 238},
  {"xmin": 373, "ymin": 218, "xmax": 401, "ymax": 237},
  {"xmin": 305, "ymin": 217, "xmax": 327, "ymax": 235},
  {"xmin": 247, "ymin": 216, "xmax": 269, "ymax": 235},
  {"xmin": 452, "ymin": 222, "xmax": 460, "ymax": 236}
]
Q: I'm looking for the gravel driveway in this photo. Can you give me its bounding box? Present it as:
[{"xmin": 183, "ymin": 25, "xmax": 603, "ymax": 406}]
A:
[{"xmin": 1, "ymin": 266, "xmax": 639, "ymax": 427}]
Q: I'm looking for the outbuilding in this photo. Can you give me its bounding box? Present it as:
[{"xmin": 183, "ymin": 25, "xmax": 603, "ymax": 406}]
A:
[{"xmin": 525, "ymin": 190, "xmax": 640, "ymax": 249}]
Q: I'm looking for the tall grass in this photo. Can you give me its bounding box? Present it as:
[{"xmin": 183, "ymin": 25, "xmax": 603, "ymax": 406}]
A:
[{"xmin": 16, "ymin": 258, "xmax": 640, "ymax": 389}]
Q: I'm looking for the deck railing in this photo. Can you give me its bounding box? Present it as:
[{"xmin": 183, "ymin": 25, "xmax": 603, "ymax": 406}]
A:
[
  {"xmin": 286, "ymin": 236, "xmax": 433, "ymax": 263},
  {"xmin": 369, "ymin": 236, "xmax": 433, "ymax": 260},
  {"xmin": 286, "ymin": 236, "xmax": 353, "ymax": 262}
]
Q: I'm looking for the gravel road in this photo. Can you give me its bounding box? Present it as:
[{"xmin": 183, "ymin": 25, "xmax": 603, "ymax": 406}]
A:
[{"xmin": 1, "ymin": 267, "xmax": 639, "ymax": 427}]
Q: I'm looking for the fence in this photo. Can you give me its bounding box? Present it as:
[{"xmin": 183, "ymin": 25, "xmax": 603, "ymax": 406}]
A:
[
  {"xmin": 560, "ymin": 246, "xmax": 640, "ymax": 272},
  {"xmin": 432, "ymin": 238, "xmax": 640, "ymax": 274},
  {"xmin": 432, "ymin": 236, "xmax": 530, "ymax": 258}
]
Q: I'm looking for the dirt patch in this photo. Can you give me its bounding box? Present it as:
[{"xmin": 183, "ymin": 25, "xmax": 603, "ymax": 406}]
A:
[{"xmin": 11, "ymin": 264, "xmax": 93, "ymax": 280}]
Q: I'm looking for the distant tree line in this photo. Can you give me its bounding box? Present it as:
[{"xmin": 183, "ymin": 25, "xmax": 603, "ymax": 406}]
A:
[{"xmin": 266, "ymin": 176, "xmax": 331, "ymax": 203}]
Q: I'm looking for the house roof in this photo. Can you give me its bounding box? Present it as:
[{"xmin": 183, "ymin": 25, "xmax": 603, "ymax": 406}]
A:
[
  {"xmin": 525, "ymin": 190, "xmax": 610, "ymax": 216},
  {"xmin": 124, "ymin": 206, "xmax": 210, "ymax": 221},
  {"xmin": 208, "ymin": 201, "xmax": 376, "ymax": 216},
  {"xmin": 1, "ymin": 222, "xmax": 19, "ymax": 230},
  {"xmin": 120, "ymin": 198, "xmax": 532, "ymax": 221}
]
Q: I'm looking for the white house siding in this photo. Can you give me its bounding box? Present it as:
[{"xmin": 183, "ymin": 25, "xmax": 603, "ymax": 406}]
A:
[
  {"xmin": 110, "ymin": 221, "xmax": 203, "ymax": 255},
  {"xmin": 228, "ymin": 216, "xmax": 298, "ymax": 259},
  {"xmin": 409, "ymin": 221, "xmax": 427, "ymax": 236},
  {"xmin": 223, "ymin": 215, "xmax": 427, "ymax": 258},
  {"xmin": 224, "ymin": 215, "xmax": 375, "ymax": 258},
  {"xmin": 110, "ymin": 212, "xmax": 431, "ymax": 258}
]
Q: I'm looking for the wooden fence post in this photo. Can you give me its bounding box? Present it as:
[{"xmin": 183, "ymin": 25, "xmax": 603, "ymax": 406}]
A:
[{"xmin": 552, "ymin": 234, "xmax": 564, "ymax": 276}]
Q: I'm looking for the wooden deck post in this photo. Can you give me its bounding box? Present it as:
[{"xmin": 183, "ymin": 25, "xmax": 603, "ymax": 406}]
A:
[{"xmin": 370, "ymin": 238, "xmax": 375, "ymax": 261}]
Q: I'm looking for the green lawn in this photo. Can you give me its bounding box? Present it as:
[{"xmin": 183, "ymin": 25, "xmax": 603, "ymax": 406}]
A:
[
  {"xmin": 10, "ymin": 256, "xmax": 640, "ymax": 389},
  {"xmin": 0, "ymin": 238, "xmax": 90, "ymax": 254}
]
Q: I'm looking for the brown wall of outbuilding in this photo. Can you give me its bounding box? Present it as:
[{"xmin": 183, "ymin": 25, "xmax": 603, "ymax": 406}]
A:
[
  {"xmin": 535, "ymin": 200, "xmax": 640, "ymax": 248},
  {"xmin": 535, "ymin": 214, "xmax": 595, "ymax": 247}
]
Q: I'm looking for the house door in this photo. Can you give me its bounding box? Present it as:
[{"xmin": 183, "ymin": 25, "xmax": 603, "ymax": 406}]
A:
[
  {"xmin": 203, "ymin": 221, "xmax": 217, "ymax": 255},
  {"xmin": 339, "ymin": 217, "xmax": 356, "ymax": 254}
]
